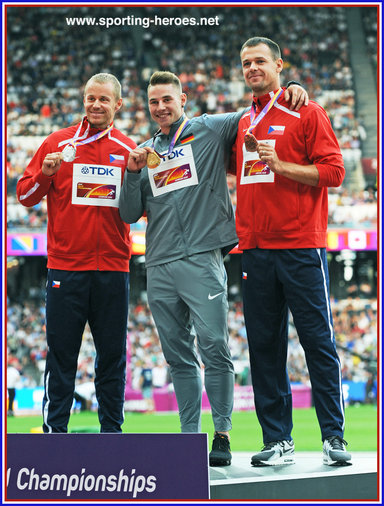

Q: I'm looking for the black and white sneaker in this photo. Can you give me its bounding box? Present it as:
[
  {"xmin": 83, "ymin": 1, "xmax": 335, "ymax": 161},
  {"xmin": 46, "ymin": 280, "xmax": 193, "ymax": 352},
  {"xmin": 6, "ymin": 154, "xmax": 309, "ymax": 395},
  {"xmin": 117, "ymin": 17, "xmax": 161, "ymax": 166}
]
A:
[
  {"xmin": 209, "ymin": 433, "xmax": 232, "ymax": 466},
  {"xmin": 251, "ymin": 440, "xmax": 295, "ymax": 466},
  {"xmin": 323, "ymin": 436, "xmax": 352, "ymax": 466}
]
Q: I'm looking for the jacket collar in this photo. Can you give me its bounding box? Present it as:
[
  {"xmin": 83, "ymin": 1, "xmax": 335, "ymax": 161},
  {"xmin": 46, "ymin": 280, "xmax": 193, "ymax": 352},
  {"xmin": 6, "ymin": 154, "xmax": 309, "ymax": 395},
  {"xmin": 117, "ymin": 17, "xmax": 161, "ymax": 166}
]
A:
[
  {"xmin": 252, "ymin": 89, "xmax": 284, "ymax": 111},
  {"xmin": 156, "ymin": 114, "xmax": 187, "ymax": 139}
]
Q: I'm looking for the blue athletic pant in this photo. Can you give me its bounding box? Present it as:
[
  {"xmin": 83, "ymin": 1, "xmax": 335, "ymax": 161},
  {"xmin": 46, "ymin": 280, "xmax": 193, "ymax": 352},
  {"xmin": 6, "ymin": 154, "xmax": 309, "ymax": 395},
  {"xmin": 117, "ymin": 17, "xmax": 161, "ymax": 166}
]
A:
[
  {"xmin": 242, "ymin": 248, "xmax": 345, "ymax": 444},
  {"xmin": 42, "ymin": 270, "xmax": 129, "ymax": 433}
]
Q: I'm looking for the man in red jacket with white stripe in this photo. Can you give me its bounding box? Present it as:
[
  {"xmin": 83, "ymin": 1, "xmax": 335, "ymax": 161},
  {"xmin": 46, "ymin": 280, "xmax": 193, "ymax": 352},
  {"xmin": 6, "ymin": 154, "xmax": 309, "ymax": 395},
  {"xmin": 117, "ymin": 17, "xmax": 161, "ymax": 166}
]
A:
[
  {"xmin": 233, "ymin": 37, "xmax": 352, "ymax": 467},
  {"xmin": 17, "ymin": 73, "xmax": 136, "ymax": 433}
]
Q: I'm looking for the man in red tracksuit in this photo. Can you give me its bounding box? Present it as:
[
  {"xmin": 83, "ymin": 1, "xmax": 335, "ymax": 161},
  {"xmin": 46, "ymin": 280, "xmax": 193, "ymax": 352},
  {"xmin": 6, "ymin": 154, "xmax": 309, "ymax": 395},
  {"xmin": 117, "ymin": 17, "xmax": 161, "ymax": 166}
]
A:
[
  {"xmin": 233, "ymin": 37, "xmax": 352, "ymax": 466},
  {"xmin": 17, "ymin": 73, "xmax": 136, "ymax": 433}
]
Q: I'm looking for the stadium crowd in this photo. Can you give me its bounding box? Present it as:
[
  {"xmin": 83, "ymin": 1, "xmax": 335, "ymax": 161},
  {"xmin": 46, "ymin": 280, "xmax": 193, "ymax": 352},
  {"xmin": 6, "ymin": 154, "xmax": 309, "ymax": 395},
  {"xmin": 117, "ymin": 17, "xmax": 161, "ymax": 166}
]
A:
[
  {"xmin": 6, "ymin": 6, "xmax": 376, "ymax": 230},
  {"xmin": 7, "ymin": 295, "xmax": 377, "ymax": 399},
  {"xmin": 6, "ymin": 5, "xmax": 377, "ymax": 407}
]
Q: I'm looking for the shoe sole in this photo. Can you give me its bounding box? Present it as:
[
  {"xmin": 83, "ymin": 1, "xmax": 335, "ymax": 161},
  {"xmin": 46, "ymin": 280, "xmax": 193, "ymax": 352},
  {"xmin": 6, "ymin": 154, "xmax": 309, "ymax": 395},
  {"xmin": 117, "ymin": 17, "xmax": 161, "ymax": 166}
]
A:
[
  {"xmin": 323, "ymin": 457, "xmax": 352, "ymax": 466},
  {"xmin": 252, "ymin": 456, "xmax": 295, "ymax": 467},
  {"xmin": 209, "ymin": 459, "xmax": 232, "ymax": 466}
]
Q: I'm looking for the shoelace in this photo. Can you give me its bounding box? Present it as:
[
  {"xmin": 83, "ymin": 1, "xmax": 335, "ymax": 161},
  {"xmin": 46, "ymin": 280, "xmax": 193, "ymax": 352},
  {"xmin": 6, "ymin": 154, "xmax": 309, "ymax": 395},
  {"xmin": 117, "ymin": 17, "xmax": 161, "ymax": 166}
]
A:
[
  {"xmin": 327, "ymin": 436, "xmax": 348, "ymax": 450},
  {"xmin": 262, "ymin": 440, "xmax": 287, "ymax": 451}
]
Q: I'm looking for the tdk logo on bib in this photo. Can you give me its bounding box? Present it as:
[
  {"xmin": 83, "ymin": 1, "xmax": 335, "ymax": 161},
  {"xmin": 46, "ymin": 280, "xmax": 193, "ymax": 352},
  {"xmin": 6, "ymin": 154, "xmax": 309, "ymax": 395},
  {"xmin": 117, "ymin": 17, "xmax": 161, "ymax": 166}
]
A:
[
  {"xmin": 165, "ymin": 148, "xmax": 185, "ymax": 161},
  {"xmin": 81, "ymin": 165, "xmax": 114, "ymax": 176}
]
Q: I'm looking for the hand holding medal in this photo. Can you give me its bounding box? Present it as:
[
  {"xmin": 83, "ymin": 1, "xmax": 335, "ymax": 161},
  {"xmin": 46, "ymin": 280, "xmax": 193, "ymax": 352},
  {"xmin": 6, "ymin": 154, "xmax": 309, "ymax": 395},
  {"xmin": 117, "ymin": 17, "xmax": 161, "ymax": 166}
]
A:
[
  {"xmin": 244, "ymin": 88, "xmax": 283, "ymax": 152},
  {"xmin": 128, "ymin": 146, "xmax": 159, "ymax": 173},
  {"xmin": 61, "ymin": 143, "xmax": 77, "ymax": 162},
  {"xmin": 41, "ymin": 152, "xmax": 64, "ymax": 177}
]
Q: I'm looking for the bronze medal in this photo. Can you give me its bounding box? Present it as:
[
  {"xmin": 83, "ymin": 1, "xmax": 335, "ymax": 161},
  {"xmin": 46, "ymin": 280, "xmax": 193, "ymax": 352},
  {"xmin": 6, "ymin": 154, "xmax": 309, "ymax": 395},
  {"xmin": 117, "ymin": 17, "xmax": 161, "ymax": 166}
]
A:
[
  {"xmin": 244, "ymin": 133, "xmax": 258, "ymax": 152},
  {"xmin": 147, "ymin": 152, "xmax": 161, "ymax": 169}
]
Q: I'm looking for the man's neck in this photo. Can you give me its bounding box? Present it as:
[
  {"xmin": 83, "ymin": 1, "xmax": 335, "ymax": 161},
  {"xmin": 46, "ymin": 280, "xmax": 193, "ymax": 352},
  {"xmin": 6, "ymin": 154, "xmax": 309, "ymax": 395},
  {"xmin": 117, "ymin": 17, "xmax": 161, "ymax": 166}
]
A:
[
  {"xmin": 252, "ymin": 83, "xmax": 280, "ymax": 99},
  {"xmin": 159, "ymin": 115, "xmax": 184, "ymax": 136}
]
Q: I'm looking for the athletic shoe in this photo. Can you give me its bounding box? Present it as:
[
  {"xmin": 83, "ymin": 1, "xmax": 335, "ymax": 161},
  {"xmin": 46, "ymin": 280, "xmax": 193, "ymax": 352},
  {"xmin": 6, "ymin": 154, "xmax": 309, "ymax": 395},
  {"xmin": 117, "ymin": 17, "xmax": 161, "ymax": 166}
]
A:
[
  {"xmin": 251, "ymin": 440, "xmax": 295, "ymax": 466},
  {"xmin": 209, "ymin": 433, "xmax": 232, "ymax": 466},
  {"xmin": 323, "ymin": 436, "xmax": 352, "ymax": 466}
]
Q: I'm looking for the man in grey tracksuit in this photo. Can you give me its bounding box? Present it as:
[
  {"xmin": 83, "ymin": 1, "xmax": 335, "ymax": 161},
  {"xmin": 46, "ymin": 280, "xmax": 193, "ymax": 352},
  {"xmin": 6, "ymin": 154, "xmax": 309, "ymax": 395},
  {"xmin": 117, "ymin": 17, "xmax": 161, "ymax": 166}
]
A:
[
  {"xmin": 119, "ymin": 71, "xmax": 306, "ymax": 466},
  {"xmin": 119, "ymin": 71, "xmax": 243, "ymax": 466}
]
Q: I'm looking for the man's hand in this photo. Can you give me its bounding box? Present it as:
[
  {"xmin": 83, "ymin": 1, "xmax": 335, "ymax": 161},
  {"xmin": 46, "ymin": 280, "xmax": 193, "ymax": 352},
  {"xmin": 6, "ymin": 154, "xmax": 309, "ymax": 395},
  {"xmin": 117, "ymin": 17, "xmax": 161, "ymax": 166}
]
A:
[
  {"xmin": 284, "ymin": 85, "xmax": 309, "ymax": 112},
  {"xmin": 256, "ymin": 141, "xmax": 282, "ymax": 174},
  {"xmin": 128, "ymin": 146, "xmax": 155, "ymax": 173},
  {"xmin": 257, "ymin": 141, "xmax": 319, "ymax": 186},
  {"xmin": 42, "ymin": 153, "xmax": 63, "ymax": 177}
]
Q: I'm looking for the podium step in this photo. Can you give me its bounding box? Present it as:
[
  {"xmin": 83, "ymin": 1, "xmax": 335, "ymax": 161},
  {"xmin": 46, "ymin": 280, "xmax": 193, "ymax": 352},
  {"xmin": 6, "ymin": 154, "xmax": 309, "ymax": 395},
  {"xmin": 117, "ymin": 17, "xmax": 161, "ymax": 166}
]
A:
[{"xmin": 209, "ymin": 452, "xmax": 378, "ymax": 500}]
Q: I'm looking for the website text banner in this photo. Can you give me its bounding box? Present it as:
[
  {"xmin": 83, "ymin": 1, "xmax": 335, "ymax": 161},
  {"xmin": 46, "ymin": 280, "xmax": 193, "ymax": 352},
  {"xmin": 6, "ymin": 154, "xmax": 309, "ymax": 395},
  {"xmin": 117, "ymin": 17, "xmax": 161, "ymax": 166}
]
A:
[{"xmin": 6, "ymin": 433, "xmax": 209, "ymax": 500}]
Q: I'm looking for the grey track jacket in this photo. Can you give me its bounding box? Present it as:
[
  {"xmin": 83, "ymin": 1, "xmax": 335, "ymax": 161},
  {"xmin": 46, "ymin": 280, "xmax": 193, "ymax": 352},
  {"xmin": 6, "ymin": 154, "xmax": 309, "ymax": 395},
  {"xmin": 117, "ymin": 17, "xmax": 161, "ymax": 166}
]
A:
[{"xmin": 119, "ymin": 112, "xmax": 244, "ymax": 267}]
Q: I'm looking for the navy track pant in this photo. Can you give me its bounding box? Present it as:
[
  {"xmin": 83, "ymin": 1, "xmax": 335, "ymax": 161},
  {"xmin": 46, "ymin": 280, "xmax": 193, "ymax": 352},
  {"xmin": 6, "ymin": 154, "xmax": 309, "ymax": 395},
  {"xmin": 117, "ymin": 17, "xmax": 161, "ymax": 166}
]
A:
[
  {"xmin": 242, "ymin": 248, "xmax": 345, "ymax": 444},
  {"xmin": 42, "ymin": 270, "xmax": 129, "ymax": 433}
]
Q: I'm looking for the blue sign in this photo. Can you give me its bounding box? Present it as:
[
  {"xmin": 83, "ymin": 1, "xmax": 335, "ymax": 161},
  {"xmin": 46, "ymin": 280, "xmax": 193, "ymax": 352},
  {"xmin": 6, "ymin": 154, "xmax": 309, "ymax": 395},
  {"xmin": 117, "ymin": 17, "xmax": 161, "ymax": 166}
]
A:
[{"xmin": 6, "ymin": 434, "xmax": 210, "ymax": 500}]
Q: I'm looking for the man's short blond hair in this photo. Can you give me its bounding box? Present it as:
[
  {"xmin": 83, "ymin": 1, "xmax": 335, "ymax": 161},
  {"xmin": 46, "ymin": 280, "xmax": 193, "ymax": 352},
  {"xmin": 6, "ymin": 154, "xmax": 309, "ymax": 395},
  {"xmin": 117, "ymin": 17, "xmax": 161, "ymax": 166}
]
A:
[{"xmin": 84, "ymin": 73, "xmax": 121, "ymax": 101}]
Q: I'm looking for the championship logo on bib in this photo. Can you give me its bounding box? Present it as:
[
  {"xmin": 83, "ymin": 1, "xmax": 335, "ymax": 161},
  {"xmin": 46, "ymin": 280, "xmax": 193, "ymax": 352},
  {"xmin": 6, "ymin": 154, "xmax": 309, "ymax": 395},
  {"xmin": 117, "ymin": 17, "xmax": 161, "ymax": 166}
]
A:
[
  {"xmin": 72, "ymin": 164, "xmax": 121, "ymax": 207},
  {"xmin": 148, "ymin": 144, "xmax": 198, "ymax": 196}
]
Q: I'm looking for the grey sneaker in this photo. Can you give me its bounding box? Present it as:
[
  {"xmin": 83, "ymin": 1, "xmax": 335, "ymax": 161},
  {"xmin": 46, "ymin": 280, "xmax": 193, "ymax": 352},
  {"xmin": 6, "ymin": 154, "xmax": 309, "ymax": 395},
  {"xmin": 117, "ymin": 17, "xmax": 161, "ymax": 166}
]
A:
[
  {"xmin": 323, "ymin": 436, "xmax": 352, "ymax": 466},
  {"xmin": 251, "ymin": 440, "xmax": 295, "ymax": 466}
]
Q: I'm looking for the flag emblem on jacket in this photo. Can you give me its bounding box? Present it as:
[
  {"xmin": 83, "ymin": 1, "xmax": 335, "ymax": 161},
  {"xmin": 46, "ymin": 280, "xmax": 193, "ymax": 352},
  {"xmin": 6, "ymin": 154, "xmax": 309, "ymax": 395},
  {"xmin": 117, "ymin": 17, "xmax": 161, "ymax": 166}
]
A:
[
  {"xmin": 109, "ymin": 154, "xmax": 125, "ymax": 163},
  {"xmin": 268, "ymin": 125, "xmax": 285, "ymax": 135},
  {"xmin": 180, "ymin": 134, "xmax": 195, "ymax": 145},
  {"xmin": 242, "ymin": 272, "xmax": 248, "ymax": 280},
  {"xmin": 52, "ymin": 280, "xmax": 61, "ymax": 288}
]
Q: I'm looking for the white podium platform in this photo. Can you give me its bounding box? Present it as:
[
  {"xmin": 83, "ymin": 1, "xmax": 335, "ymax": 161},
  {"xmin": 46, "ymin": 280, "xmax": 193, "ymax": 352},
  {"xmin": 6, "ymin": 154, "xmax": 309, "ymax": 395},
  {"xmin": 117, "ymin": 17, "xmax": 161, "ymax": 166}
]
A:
[{"xmin": 209, "ymin": 452, "xmax": 378, "ymax": 500}]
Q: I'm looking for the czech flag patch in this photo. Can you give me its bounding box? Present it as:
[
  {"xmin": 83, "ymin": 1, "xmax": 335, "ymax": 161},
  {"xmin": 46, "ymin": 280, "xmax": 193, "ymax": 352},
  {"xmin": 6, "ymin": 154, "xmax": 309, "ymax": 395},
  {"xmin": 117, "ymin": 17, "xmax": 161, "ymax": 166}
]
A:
[
  {"xmin": 242, "ymin": 272, "xmax": 248, "ymax": 280},
  {"xmin": 109, "ymin": 154, "xmax": 125, "ymax": 164},
  {"xmin": 52, "ymin": 280, "xmax": 61, "ymax": 288},
  {"xmin": 268, "ymin": 125, "xmax": 285, "ymax": 135}
]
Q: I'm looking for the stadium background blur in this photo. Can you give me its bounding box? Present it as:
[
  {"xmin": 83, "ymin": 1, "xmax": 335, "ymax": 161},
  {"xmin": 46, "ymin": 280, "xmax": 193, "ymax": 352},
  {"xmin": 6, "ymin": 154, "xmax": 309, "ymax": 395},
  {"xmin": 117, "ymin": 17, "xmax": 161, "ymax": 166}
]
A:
[{"xmin": 6, "ymin": 4, "xmax": 378, "ymax": 414}]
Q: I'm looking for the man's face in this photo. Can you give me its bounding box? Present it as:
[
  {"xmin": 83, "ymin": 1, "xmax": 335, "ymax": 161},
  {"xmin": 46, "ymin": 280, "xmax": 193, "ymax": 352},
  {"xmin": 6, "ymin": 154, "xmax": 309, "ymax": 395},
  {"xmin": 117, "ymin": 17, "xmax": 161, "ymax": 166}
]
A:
[
  {"xmin": 241, "ymin": 43, "xmax": 283, "ymax": 96},
  {"xmin": 83, "ymin": 82, "xmax": 122, "ymax": 129},
  {"xmin": 148, "ymin": 83, "xmax": 187, "ymax": 133}
]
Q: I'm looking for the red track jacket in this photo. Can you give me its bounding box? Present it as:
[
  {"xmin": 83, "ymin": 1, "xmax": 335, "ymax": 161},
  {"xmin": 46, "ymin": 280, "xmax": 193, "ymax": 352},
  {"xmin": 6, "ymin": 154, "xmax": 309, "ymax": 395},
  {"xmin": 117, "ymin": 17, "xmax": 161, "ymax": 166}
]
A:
[
  {"xmin": 17, "ymin": 118, "xmax": 136, "ymax": 271},
  {"xmin": 232, "ymin": 90, "xmax": 345, "ymax": 250}
]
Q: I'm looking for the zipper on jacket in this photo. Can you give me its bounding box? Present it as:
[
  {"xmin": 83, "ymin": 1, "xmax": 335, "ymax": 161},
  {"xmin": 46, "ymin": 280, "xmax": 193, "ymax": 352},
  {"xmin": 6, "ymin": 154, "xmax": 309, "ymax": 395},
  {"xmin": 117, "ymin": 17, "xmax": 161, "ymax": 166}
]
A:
[{"xmin": 171, "ymin": 190, "xmax": 189, "ymax": 256}]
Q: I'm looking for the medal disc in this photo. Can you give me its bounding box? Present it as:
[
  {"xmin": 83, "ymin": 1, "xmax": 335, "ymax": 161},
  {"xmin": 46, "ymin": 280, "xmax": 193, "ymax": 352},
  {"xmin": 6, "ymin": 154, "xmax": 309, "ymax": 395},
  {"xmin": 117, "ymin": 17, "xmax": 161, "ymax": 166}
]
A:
[
  {"xmin": 147, "ymin": 152, "xmax": 161, "ymax": 169},
  {"xmin": 244, "ymin": 133, "xmax": 258, "ymax": 152},
  {"xmin": 62, "ymin": 144, "xmax": 76, "ymax": 162}
]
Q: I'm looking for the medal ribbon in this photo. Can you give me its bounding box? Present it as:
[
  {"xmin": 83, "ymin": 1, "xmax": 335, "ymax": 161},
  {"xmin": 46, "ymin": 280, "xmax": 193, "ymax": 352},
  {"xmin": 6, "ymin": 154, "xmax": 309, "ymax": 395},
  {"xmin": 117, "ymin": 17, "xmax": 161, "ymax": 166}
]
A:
[
  {"xmin": 60, "ymin": 117, "xmax": 114, "ymax": 151},
  {"xmin": 246, "ymin": 88, "xmax": 283, "ymax": 136},
  {"xmin": 69, "ymin": 124, "xmax": 114, "ymax": 149},
  {"xmin": 151, "ymin": 117, "xmax": 190, "ymax": 158}
]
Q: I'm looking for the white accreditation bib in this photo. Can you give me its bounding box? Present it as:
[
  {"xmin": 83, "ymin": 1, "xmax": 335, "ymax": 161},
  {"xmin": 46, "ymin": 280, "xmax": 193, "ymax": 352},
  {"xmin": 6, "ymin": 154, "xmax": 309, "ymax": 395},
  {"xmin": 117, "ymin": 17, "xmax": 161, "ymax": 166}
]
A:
[
  {"xmin": 240, "ymin": 139, "xmax": 276, "ymax": 185},
  {"xmin": 148, "ymin": 144, "xmax": 198, "ymax": 197},
  {"xmin": 71, "ymin": 163, "xmax": 121, "ymax": 208}
]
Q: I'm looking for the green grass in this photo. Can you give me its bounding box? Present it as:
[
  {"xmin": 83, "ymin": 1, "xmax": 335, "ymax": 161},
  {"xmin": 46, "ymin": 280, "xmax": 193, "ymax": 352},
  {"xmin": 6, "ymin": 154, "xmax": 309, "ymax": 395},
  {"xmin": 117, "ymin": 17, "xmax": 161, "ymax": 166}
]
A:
[{"xmin": 6, "ymin": 405, "xmax": 378, "ymax": 452}]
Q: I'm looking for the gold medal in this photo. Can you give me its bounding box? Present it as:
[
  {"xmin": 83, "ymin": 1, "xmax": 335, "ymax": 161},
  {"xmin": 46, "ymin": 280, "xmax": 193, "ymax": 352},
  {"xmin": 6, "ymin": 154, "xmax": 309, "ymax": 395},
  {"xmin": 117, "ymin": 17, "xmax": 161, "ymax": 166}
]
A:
[
  {"xmin": 147, "ymin": 152, "xmax": 161, "ymax": 169},
  {"xmin": 244, "ymin": 133, "xmax": 258, "ymax": 152}
]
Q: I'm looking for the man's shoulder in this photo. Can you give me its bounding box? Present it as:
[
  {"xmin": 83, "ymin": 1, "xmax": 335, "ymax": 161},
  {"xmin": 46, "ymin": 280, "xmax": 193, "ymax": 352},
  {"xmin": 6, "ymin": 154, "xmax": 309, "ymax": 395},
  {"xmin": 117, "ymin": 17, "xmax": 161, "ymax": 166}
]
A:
[
  {"xmin": 47, "ymin": 123, "xmax": 80, "ymax": 142},
  {"xmin": 110, "ymin": 128, "xmax": 137, "ymax": 150},
  {"xmin": 296, "ymin": 99, "xmax": 328, "ymax": 120}
]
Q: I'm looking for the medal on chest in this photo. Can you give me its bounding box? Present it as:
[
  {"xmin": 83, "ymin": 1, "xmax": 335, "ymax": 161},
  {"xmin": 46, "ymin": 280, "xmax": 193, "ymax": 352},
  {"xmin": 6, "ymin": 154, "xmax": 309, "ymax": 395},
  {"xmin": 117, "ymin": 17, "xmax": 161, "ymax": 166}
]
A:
[
  {"xmin": 244, "ymin": 88, "xmax": 283, "ymax": 151},
  {"xmin": 61, "ymin": 144, "xmax": 77, "ymax": 162},
  {"xmin": 147, "ymin": 152, "xmax": 162, "ymax": 169},
  {"xmin": 244, "ymin": 133, "xmax": 258, "ymax": 152}
]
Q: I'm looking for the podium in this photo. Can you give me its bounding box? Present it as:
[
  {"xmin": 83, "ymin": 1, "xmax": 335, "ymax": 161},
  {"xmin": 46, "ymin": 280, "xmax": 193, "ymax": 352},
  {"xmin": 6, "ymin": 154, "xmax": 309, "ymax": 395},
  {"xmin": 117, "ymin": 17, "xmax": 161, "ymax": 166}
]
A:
[{"xmin": 6, "ymin": 433, "xmax": 210, "ymax": 500}]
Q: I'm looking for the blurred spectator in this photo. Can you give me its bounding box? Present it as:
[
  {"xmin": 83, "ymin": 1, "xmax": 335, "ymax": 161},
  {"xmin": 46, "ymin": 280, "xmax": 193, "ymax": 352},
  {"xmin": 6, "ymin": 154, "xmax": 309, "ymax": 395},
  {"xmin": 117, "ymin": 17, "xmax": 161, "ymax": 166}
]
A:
[{"xmin": 7, "ymin": 358, "xmax": 22, "ymax": 416}]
